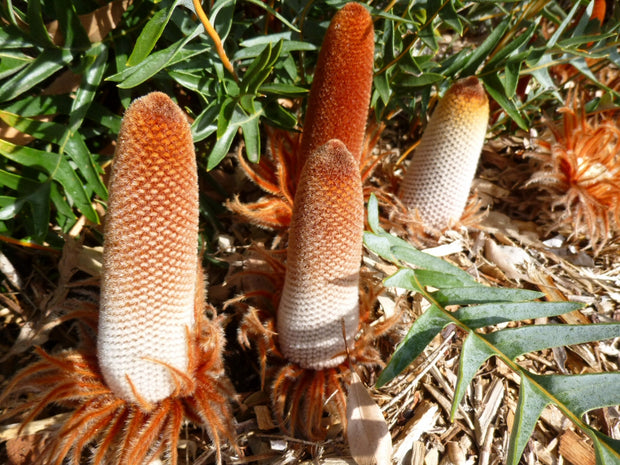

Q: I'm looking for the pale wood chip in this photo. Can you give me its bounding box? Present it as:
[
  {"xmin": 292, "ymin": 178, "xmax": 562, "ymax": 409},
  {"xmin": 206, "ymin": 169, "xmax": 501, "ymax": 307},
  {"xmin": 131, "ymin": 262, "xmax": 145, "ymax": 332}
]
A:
[
  {"xmin": 559, "ymin": 429, "xmax": 596, "ymax": 465},
  {"xmin": 393, "ymin": 401, "xmax": 440, "ymax": 464},
  {"xmin": 474, "ymin": 378, "xmax": 505, "ymax": 444}
]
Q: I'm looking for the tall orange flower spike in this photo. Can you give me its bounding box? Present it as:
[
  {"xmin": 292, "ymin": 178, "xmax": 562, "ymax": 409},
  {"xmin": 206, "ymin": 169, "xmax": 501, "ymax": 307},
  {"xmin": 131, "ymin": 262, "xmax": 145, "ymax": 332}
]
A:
[
  {"xmin": 297, "ymin": 2, "xmax": 375, "ymax": 174},
  {"xmin": 400, "ymin": 77, "xmax": 489, "ymax": 231},
  {"xmin": 0, "ymin": 92, "xmax": 235, "ymax": 465},
  {"xmin": 227, "ymin": 2, "xmax": 377, "ymax": 230},
  {"xmin": 239, "ymin": 140, "xmax": 383, "ymax": 439},
  {"xmin": 527, "ymin": 92, "xmax": 620, "ymax": 253}
]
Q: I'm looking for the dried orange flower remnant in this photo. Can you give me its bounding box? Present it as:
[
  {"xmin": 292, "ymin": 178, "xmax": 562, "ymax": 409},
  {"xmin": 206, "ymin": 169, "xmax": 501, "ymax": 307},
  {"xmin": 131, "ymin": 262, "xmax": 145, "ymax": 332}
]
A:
[
  {"xmin": 0, "ymin": 92, "xmax": 234, "ymax": 465},
  {"xmin": 400, "ymin": 76, "xmax": 489, "ymax": 230},
  {"xmin": 527, "ymin": 94, "xmax": 620, "ymax": 251}
]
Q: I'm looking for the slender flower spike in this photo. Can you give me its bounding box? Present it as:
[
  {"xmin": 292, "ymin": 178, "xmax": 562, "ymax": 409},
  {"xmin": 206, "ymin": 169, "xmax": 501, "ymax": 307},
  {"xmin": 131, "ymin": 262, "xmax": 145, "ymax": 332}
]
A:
[
  {"xmin": 400, "ymin": 76, "xmax": 489, "ymax": 230},
  {"xmin": 99, "ymin": 92, "xmax": 199, "ymax": 406},
  {"xmin": 0, "ymin": 92, "xmax": 234, "ymax": 465},
  {"xmin": 278, "ymin": 139, "xmax": 363, "ymax": 370},
  {"xmin": 298, "ymin": 3, "xmax": 375, "ymax": 173}
]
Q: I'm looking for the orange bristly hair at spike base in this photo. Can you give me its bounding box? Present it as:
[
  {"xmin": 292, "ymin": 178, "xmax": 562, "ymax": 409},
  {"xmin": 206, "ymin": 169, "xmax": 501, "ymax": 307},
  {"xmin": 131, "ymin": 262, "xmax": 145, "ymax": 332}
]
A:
[{"xmin": 0, "ymin": 92, "xmax": 235, "ymax": 465}]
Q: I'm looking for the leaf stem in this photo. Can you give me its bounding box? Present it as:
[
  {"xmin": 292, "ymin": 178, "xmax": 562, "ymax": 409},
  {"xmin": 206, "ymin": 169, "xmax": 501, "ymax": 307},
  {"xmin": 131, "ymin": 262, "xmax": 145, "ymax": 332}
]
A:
[{"xmin": 192, "ymin": 0, "xmax": 238, "ymax": 83}]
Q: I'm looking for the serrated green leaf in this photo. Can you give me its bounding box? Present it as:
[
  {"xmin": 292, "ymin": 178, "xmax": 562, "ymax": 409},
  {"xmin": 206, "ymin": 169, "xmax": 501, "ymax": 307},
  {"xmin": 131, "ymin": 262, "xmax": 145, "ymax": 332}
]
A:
[
  {"xmin": 484, "ymin": 19, "xmax": 539, "ymax": 70},
  {"xmin": 437, "ymin": 0, "xmax": 462, "ymax": 35},
  {"xmin": 454, "ymin": 301, "xmax": 583, "ymax": 329},
  {"xmin": 366, "ymin": 194, "xmax": 381, "ymax": 234},
  {"xmin": 67, "ymin": 43, "xmax": 108, "ymax": 134},
  {"xmin": 0, "ymin": 48, "xmax": 73, "ymax": 103},
  {"xmin": 52, "ymin": 0, "xmax": 90, "ymax": 49},
  {"xmin": 503, "ymin": 61, "xmax": 521, "ymax": 98},
  {"xmin": 108, "ymin": 26, "xmax": 203, "ymax": 88},
  {"xmin": 481, "ymin": 74, "xmax": 528, "ymax": 130},
  {"xmin": 0, "ymin": 170, "xmax": 51, "ymax": 241},
  {"xmin": 394, "ymin": 72, "xmax": 444, "ymax": 88},
  {"xmin": 384, "ymin": 268, "xmax": 473, "ymax": 294},
  {"xmin": 547, "ymin": 1, "xmax": 581, "ymax": 48},
  {"xmin": 452, "ymin": 332, "xmax": 496, "ymax": 420},
  {"xmin": 461, "ymin": 18, "xmax": 510, "ymax": 76},
  {"xmin": 241, "ymin": 105, "xmax": 261, "ymax": 162},
  {"xmin": 0, "ymin": 110, "xmax": 107, "ymax": 201},
  {"xmin": 590, "ymin": 431, "xmax": 620, "ymax": 465},
  {"xmin": 192, "ymin": 100, "xmax": 219, "ymax": 143},
  {"xmin": 484, "ymin": 323, "xmax": 620, "ymax": 360},
  {"xmin": 506, "ymin": 374, "xmax": 549, "ymax": 465},
  {"xmin": 531, "ymin": 372, "xmax": 620, "ymax": 417},
  {"xmin": 259, "ymin": 82, "xmax": 307, "ymax": 97},
  {"xmin": 63, "ymin": 134, "xmax": 107, "ymax": 201},
  {"xmin": 376, "ymin": 305, "xmax": 452, "ymax": 387},
  {"xmin": 26, "ymin": 0, "xmax": 55, "ymax": 48},
  {"xmin": 242, "ymin": 40, "xmax": 284, "ymax": 96},
  {"xmin": 242, "ymin": 0, "xmax": 300, "ymax": 33}
]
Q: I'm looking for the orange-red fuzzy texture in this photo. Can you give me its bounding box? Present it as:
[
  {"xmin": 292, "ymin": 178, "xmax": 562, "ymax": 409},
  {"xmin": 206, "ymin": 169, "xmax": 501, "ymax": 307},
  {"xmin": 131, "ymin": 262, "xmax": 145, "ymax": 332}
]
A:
[
  {"xmin": 298, "ymin": 2, "xmax": 374, "ymax": 175},
  {"xmin": 99, "ymin": 92, "xmax": 199, "ymax": 406},
  {"xmin": 400, "ymin": 76, "xmax": 489, "ymax": 230},
  {"xmin": 277, "ymin": 139, "xmax": 364, "ymax": 370}
]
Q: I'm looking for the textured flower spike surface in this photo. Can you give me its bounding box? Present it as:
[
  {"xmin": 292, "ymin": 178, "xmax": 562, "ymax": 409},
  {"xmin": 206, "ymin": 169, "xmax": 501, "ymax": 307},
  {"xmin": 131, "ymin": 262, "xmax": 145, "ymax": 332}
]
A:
[
  {"xmin": 0, "ymin": 92, "xmax": 235, "ymax": 465},
  {"xmin": 227, "ymin": 2, "xmax": 377, "ymax": 230},
  {"xmin": 297, "ymin": 2, "xmax": 374, "ymax": 174},
  {"xmin": 400, "ymin": 76, "xmax": 490, "ymax": 231},
  {"xmin": 265, "ymin": 139, "xmax": 382, "ymax": 439}
]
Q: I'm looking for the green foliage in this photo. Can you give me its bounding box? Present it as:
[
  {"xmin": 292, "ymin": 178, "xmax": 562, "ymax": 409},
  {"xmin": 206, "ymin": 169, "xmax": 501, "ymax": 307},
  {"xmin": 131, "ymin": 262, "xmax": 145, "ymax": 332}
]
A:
[
  {"xmin": 364, "ymin": 195, "xmax": 620, "ymax": 465},
  {"xmin": 0, "ymin": 0, "xmax": 618, "ymax": 244}
]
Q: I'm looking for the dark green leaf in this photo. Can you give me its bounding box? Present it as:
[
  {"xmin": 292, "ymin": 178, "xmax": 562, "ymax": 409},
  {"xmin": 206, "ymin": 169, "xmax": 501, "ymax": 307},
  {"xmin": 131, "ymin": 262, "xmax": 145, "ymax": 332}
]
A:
[
  {"xmin": 460, "ymin": 18, "xmax": 510, "ymax": 76},
  {"xmin": 128, "ymin": 3, "xmax": 178, "ymax": 66},
  {"xmin": 0, "ymin": 49, "xmax": 73, "ymax": 103}
]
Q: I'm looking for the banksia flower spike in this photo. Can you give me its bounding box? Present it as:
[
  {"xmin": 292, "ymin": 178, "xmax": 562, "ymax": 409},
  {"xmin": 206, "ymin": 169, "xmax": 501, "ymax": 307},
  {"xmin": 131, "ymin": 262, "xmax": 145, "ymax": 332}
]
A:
[
  {"xmin": 0, "ymin": 92, "xmax": 235, "ymax": 464},
  {"xmin": 268, "ymin": 139, "xmax": 382, "ymax": 439},
  {"xmin": 277, "ymin": 139, "xmax": 363, "ymax": 370},
  {"xmin": 227, "ymin": 2, "xmax": 376, "ymax": 230},
  {"xmin": 400, "ymin": 76, "xmax": 490, "ymax": 231},
  {"xmin": 297, "ymin": 2, "xmax": 375, "ymax": 174}
]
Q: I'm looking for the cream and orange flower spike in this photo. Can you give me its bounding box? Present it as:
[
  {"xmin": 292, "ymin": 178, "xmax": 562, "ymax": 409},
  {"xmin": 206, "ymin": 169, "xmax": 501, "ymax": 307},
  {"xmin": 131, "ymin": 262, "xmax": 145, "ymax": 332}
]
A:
[
  {"xmin": 400, "ymin": 76, "xmax": 489, "ymax": 230},
  {"xmin": 263, "ymin": 140, "xmax": 383, "ymax": 439},
  {"xmin": 277, "ymin": 139, "xmax": 364, "ymax": 370},
  {"xmin": 0, "ymin": 92, "xmax": 235, "ymax": 465}
]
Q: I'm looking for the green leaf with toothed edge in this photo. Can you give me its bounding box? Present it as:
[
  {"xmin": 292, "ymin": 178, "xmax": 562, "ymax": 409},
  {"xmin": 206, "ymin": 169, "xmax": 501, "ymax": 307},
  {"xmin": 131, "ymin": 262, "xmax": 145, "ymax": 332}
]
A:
[{"xmin": 364, "ymin": 195, "xmax": 620, "ymax": 465}]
